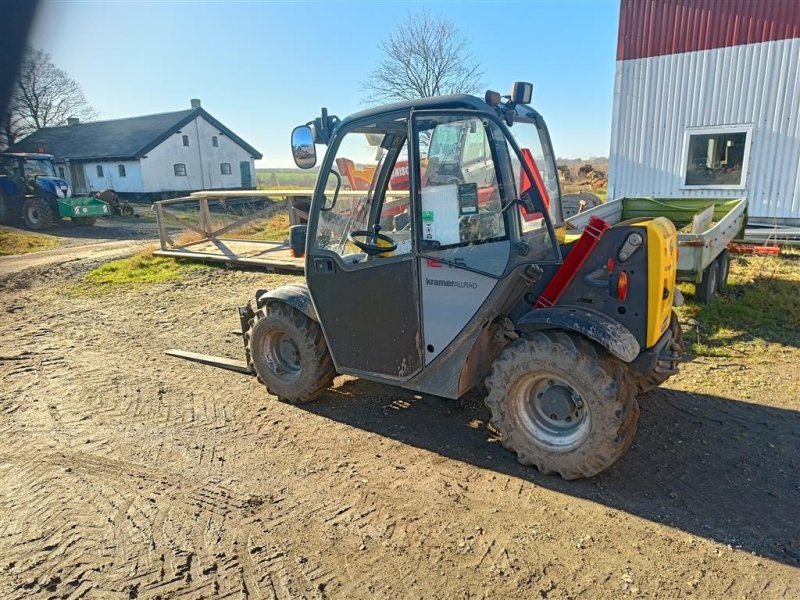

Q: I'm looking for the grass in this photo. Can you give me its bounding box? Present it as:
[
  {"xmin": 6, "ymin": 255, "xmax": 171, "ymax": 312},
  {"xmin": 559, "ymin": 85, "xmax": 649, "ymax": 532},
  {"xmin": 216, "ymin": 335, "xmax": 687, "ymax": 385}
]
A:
[
  {"xmin": 676, "ymin": 249, "xmax": 800, "ymax": 355},
  {"xmin": 0, "ymin": 226, "xmax": 59, "ymax": 255},
  {"xmin": 225, "ymin": 211, "xmax": 291, "ymax": 241},
  {"xmin": 69, "ymin": 246, "xmax": 215, "ymax": 295},
  {"xmin": 257, "ymin": 168, "xmax": 318, "ymax": 190}
]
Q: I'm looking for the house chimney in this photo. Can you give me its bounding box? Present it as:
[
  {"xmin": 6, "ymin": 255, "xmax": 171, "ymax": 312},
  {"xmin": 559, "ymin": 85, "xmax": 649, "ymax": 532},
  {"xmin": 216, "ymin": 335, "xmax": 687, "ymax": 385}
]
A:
[
  {"xmin": 190, "ymin": 99, "xmax": 201, "ymax": 109},
  {"xmin": 67, "ymin": 117, "xmax": 80, "ymax": 125}
]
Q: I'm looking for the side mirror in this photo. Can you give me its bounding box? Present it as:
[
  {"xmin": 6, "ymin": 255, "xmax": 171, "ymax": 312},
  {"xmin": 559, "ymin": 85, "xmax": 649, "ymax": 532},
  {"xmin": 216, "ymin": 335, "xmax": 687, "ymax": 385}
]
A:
[
  {"xmin": 291, "ymin": 126, "xmax": 316, "ymax": 169},
  {"xmin": 511, "ymin": 82, "xmax": 533, "ymax": 105}
]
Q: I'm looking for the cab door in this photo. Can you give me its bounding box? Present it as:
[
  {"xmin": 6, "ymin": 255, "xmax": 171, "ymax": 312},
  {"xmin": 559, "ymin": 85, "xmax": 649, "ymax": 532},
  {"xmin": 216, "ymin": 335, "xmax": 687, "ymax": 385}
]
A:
[
  {"xmin": 305, "ymin": 113, "xmax": 422, "ymax": 380},
  {"xmin": 413, "ymin": 113, "xmax": 516, "ymax": 365}
]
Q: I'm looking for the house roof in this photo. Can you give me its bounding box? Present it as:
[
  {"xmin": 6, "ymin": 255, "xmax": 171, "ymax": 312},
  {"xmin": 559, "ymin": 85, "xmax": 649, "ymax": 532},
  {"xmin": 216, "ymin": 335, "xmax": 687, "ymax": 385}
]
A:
[{"xmin": 8, "ymin": 107, "xmax": 262, "ymax": 160}]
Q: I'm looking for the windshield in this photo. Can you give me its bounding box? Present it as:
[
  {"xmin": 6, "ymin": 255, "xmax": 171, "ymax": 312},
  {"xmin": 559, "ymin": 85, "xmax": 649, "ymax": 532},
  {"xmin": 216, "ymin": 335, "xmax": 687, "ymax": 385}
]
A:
[
  {"xmin": 24, "ymin": 158, "xmax": 57, "ymax": 178},
  {"xmin": 504, "ymin": 106, "xmax": 562, "ymax": 226}
]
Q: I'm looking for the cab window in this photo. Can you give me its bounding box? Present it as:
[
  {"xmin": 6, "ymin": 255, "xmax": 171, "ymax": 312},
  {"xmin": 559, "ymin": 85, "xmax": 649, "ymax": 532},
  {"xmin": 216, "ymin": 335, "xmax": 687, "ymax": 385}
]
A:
[
  {"xmin": 416, "ymin": 116, "xmax": 505, "ymax": 249},
  {"xmin": 314, "ymin": 117, "xmax": 412, "ymax": 260}
]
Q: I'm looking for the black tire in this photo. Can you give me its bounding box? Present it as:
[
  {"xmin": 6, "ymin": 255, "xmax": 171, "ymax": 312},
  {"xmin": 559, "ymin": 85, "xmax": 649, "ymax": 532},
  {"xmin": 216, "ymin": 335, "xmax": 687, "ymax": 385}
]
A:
[
  {"xmin": 634, "ymin": 310, "xmax": 683, "ymax": 394},
  {"xmin": 246, "ymin": 302, "xmax": 336, "ymax": 404},
  {"xmin": 716, "ymin": 249, "xmax": 730, "ymax": 293},
  {"xmin": 73, "ymin": 217, "xmax": 97, "ymax": 226},
  {"xmin": 695, "ymin": 260, "xmax": 719, "ymax": 304},
  {"xmin": 22, "ymin": 196, "xmax": 56, "ymax": 230},
  {"xmin": 485, "ymin": 330, "xmax": 638, "ymax": 480}
]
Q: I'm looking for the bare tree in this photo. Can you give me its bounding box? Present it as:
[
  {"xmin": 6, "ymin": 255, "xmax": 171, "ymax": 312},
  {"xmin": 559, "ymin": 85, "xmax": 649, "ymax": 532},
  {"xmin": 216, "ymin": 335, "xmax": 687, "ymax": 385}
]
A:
[
  {"xmin": 362, "ymin": 11, "xmax": 484, "ymax": 104},
  {"xmin": 1, "ymin": 49, "xmax": 97, "ymax": 148}
]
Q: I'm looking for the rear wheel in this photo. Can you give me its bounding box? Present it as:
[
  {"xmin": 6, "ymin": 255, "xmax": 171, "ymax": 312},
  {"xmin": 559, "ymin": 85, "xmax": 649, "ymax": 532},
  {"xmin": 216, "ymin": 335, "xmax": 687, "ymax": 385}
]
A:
[
  {"xmin": 716, "ymin": 249, "xmax": 730, "ymax": 293},
  {"xmin": 695, "ymin": 260, "xmax": 719, "ymax": 304},
  {"xmin": 22, "ymin": 196, "xmax": 56, "ymax": 230},
  {"xmin": 246, "ymin": 303, "xmax": 336, "ymax": 404},
  {"xmin": 485, "ymin": 331, "xmax": 637, "ymax": 480}
]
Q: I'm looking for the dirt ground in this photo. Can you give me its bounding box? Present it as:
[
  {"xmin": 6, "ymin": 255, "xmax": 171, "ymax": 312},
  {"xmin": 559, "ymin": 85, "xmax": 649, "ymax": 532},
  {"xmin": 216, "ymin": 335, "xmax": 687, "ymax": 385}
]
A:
[{"xmin": 0, "ymin": 218, "xmax": 798, "ymax": 599}]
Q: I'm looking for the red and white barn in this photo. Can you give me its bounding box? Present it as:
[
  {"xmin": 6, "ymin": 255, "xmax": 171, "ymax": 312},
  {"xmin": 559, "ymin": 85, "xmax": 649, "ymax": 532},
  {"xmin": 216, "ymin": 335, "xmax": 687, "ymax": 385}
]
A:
[{"xmin": 608, "ymin": 0, "xmax": 800, "ymax": 225}]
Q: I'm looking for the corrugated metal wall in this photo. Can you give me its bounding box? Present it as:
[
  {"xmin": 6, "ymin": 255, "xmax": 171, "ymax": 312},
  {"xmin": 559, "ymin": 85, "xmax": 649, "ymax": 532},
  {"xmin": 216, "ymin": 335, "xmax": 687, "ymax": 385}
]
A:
[
  {"xmin": 609, "ymin": 37, "xmax": 800, "ymax": 222},
  {"xmin": 618, "ymin": 0, "xmax": 800, "ymax": 60}
]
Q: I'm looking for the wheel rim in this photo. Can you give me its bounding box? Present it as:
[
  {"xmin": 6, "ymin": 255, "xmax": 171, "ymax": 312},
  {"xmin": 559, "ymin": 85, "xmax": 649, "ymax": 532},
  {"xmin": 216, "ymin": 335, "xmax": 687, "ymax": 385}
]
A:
[
  {"xmin": 26, "ymin": 206, "xmax": 40, "ymax": 225},
  {"xmin": 262, "ymin": 331, "xmax": 301, "ymax": 381},
  {"xmin": 511, "ymin": 372, "xmax": 591, "ymax": 452}
]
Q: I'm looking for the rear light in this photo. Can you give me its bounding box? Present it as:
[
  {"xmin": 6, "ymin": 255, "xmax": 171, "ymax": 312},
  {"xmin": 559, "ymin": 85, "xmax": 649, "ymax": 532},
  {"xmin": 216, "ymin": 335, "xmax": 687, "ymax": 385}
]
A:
[
  {"xmin": 617, "ymin": 271, "xmax": 628, "ymax": 301},
  {"xmin": 607, "ymin": 257, "xmax": 615, "ymax": 273}
]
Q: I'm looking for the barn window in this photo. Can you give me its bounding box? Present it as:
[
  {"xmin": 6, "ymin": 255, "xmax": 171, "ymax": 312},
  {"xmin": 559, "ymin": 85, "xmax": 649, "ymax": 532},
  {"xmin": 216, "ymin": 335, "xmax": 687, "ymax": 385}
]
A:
[
  {"xmin": 96, "ymin": 165, "xmax": 104, "ymax": 177},
  {"xmin": 220, "ymin": 162, "xmax": 231, "ymax": 175},
  {"xmin": 182, "ymin": 135, "xmax": 190, "ymax": 147},
  {"xmin": 174, "ymin": 163, "xmax": 187, "ymax": 176},
  {"xmin": 684, "ymin": 128, "xmax": 750, "ymax": 187},
  {"xmin": 212, "ymin": 136, "xmax": 219, "ymax": 147},
  {"xmin": 118, "ymin": 164, "xmax": 126, "ymax": 177}
]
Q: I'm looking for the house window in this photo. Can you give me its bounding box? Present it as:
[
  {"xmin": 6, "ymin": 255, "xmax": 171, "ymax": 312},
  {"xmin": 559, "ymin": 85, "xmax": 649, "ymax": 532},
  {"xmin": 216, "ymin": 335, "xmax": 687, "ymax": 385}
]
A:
[
  {"xmin": 58, "ymin": 167, "xmax": 65, "ymax": 179},
  {"xmin": 118, "ymin": 164, "xmax": 126, "ymax": 177},
  {"xmin": 212, "ymin": 136, "xmax": 219, "ymax": 147},
  {"xmin": 684, "ymin": 128, "xmax": 750, "ymax": 187},
  {"xmin": 182, "ymin": 135, "xmax": 189, "ymax": 147},
  {"xmin": 174, "ymin": 163, "xmax": 187, "ymax": 176},
  {"xmin": 220, "ymin": 162, "xmax": 231, "ymax": 175},
  {"xmin": 97, "ymin": 165, "xmax": 104, "ymax": 177}
]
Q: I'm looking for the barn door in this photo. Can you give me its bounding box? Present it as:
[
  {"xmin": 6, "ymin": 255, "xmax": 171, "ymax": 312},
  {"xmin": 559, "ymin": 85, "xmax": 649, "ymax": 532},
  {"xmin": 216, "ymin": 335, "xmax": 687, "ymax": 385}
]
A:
[{"xmin": 240, "ymin": 161, "xmax": 252, "ymax": 188}]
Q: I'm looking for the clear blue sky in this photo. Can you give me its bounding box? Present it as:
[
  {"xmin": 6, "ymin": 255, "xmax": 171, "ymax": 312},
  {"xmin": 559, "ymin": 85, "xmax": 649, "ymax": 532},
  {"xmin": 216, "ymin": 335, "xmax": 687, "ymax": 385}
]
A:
[{"xmin": 31, "ymin": 0, "xmax": 620, "ymax": 167}]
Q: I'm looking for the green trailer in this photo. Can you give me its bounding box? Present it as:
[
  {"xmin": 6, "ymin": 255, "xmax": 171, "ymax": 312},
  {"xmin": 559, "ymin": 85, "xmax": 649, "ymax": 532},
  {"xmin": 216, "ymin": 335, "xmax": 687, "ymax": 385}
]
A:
[{"xmin": 565, "ymin": 196, "xmax": 747, "ymax": 303}]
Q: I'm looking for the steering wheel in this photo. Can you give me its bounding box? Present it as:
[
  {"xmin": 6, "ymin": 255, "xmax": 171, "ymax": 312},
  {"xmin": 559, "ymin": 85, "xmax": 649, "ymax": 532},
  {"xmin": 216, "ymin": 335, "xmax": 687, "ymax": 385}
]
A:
[{"xmin": 347, "ymin": 224, "xmax": 398, "ymax": 256}]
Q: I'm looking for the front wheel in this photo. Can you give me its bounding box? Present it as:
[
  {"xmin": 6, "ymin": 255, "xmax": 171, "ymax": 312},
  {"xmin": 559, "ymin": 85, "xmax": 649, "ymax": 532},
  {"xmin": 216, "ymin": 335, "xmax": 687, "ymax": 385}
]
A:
[
  {"xmin": 22, "ymin": 196, "xmax": 56, "ymax": 230},
  {"xmin": 246, "ymin": 303, "xmax": 336, "ymax": 404},
  {"xmin": 485, "ymin": 331, "xmax": 637, "ymax": 480}
]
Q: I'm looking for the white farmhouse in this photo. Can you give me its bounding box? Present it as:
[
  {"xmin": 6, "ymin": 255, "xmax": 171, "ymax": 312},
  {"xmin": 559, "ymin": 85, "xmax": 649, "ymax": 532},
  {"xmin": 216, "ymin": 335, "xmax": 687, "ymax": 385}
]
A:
[
  {"xmin": 609, "ymin": 0, "xmax": 800, "ymax": 225},
  {"xmin": 9, "ymin": 99, "xmax": 262, "ymax": 199}
]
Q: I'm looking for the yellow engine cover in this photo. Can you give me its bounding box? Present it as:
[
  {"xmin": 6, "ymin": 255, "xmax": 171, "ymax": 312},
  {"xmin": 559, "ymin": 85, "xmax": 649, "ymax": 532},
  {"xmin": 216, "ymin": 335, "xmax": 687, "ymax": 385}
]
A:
[{"xmin": 637, "ymin": 217, "xmax": 678, "ymax": 348}]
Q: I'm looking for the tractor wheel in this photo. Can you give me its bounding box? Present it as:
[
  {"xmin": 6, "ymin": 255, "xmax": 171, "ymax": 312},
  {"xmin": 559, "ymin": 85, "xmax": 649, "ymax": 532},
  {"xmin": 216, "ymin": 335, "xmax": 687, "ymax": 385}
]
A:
[
  {"xmin": 485, "ymin": 330, "xmax": 638, "ymax": 480},
  {"xmin": 73, "ymin": 217, "xmax": 97, "ymax": 226},
  {"xmin": 0, "ymin": 191, "xmax": 8, "ymax": 224},
  {"xmin": 634, "ymin": 310, "xmax": 683, "ymax": 394},
  {"xmin": 22, "ymin": 196, "xmax": 56, "ymax": 230},
  {"xmin": 716, "ymin": 249, "xmax": 731, "ymax": 293},
  {"xmin": 246, "ymin": 302, "xmax": 336, "ymax": 404},
  {"xmin": 696, "ymin": 260, "xmax": 719, "ymax": 304}
]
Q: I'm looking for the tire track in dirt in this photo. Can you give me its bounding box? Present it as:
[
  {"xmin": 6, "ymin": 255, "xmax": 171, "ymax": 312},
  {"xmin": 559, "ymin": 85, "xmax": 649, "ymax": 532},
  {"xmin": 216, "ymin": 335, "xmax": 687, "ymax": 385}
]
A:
[{"xmin": 0, "ymin": 450, "xmax": 343, "ymax": 599}]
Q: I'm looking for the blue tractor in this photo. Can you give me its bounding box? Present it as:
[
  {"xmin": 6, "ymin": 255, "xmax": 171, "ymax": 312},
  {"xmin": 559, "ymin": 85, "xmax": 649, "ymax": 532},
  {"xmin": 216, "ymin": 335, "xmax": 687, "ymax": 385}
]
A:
[{"xmin": 0, "ymin": 153, "xmax": 111, "ymax": 230}]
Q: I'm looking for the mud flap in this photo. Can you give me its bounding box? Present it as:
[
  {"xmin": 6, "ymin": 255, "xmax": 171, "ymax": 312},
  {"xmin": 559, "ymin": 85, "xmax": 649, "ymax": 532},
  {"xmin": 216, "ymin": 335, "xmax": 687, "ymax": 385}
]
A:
[{"xmin": 516, "ymin": 306, "xmax": 640, "ymax": 363}]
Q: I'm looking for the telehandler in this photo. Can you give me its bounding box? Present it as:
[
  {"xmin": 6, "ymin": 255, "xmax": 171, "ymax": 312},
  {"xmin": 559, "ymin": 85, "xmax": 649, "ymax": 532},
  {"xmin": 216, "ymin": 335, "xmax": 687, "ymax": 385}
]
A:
[{"xmin": 171, "ymin": 83, "xmax": 683, "ymax": 479}]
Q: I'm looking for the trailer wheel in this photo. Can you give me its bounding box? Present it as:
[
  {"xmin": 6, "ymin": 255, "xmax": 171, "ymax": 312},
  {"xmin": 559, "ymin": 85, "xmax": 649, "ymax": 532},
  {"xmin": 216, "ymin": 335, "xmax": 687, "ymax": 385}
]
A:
[
  {"xmin": 485, "ymin": 330, "xmax": 638, "ymax": 480},
  {"xmin": 716, "ymin": 249, "xmax": 730, "ymax": 293},
  {"xmin": 695, "ymin": 260, "xmax": 719, "ymax": 304},
  {"xmin": 634, "ymin": 311, "xmax": 683, "ymax": 394},
  {"xmin": 22, "ymin": 196, "xmax": 56, "ymax": 230},
  {"xmin": 73, "ymin": 217, "xmax": 97, "ymax": 226},
  {"xmin": 246, "ymin": 302, "xmax": 335, "ymax": 404}
]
